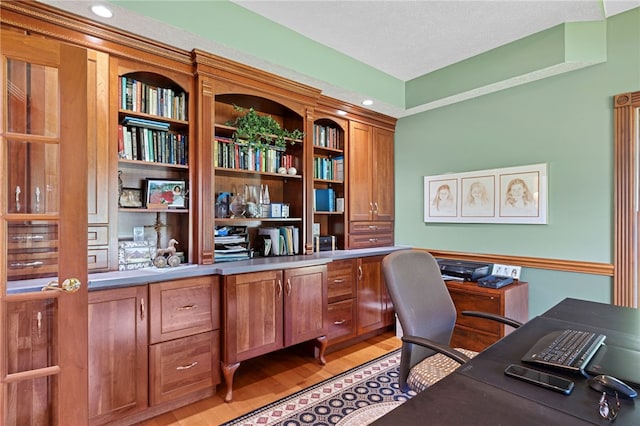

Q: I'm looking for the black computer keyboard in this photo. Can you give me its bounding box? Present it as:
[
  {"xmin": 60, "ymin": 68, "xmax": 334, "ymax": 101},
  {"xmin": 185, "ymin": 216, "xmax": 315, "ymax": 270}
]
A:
[{"xmin": 522, "ymin": 329, "xmax": 606, "ymax": 373}]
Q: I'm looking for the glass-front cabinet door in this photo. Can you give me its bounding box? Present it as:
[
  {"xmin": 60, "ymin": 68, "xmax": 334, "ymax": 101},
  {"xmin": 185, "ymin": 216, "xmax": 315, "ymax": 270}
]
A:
[{"xmin": 1, "ymin": 29, "xmax": 88, "ymax": 424}]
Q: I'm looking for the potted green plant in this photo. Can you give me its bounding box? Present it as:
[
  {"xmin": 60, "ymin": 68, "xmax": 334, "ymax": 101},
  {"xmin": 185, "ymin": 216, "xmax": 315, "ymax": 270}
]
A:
[{"xmin": 226, "ymin": 105, "xmax": 304, "ymax": 152}]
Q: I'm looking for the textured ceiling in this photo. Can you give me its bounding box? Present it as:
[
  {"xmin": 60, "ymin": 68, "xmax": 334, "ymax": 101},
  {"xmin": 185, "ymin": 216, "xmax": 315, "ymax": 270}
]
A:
[{"xmin": 231, "ymin": 0, "xmax": 639, "ymax": 81}]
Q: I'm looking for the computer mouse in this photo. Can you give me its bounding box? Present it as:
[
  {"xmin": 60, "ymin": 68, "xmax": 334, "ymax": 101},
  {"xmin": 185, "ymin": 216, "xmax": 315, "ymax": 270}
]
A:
[{"xmin": 589, "ymin": 375, "xmax": 638, "ymax": 399}]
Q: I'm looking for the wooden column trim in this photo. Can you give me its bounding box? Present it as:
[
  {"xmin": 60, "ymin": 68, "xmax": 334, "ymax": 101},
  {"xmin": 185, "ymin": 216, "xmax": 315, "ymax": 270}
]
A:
[{"xmin": 613, "ymin": 92, "xmax": 639, "ymax": 308}]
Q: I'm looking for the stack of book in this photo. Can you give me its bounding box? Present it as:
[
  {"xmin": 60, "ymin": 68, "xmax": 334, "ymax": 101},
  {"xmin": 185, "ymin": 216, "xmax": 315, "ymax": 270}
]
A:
[
  {"xmin": 214, "ymin": 226, "xmax": 250, "ymax": 262},
  {"xmin": 257, "ymin": 226, "xmax": 299, "ymax": 256},
  {"xmin": 118, "ymin": 116, "xmax": 188, "ymax": 165},
  {"xmin": 314, "ymin": 188, "xmax": 336, "ymax": 212}
]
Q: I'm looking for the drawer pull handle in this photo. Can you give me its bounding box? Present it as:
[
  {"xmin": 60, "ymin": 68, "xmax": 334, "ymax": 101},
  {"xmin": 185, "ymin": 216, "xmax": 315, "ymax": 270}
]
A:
[
  {"xmin": 333, "ymin": 320, "xmax": 346, "ymax": 325},
  {"xmin": 177, "ymin": 304, "xmax": 198, "ymax": 311},
  {"xmin": 176, "ymin": 361, "xmax": 198, "ymax": 371},
  {"xmin": 368, "ymin": 225, "xmax": 378, "ymax": 230},
  {"xmin": 373, "ymin": 202, "xmax": 379, "ymax": 214},
  {"xmin": 140, "ymin": 298, "xmax": 145, "ymax": 320},
  {"xmin": 369, "ymin": 202, "xmax": 374, "ymax": 214},
  {"xmin": 277, "ymin": 280, "xmax": 283, "ymax": 298},
  {"xmin": 10, "ymin": 261, "xmax": 45, "ymax": 268},
  {"xmin": 286, "ymin": 279, "xmax": 292, "ymax": 296},
  {"xmin": 368, "ymin": 238, "xmax": 378, "ymax": 243},
  {"xmin": 333, "ymin": 278, "xmax": 344, "ymax": 283}
]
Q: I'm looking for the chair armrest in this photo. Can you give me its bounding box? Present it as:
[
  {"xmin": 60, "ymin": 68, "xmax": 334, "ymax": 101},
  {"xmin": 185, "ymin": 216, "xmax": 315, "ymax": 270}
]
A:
[
  {"xmin": 461, "ymin": 310, "xmax": 522, "ymax": 329},
  {"xmin": 401, "ymin": 335, "xmax": 472, "ymax": 364}
]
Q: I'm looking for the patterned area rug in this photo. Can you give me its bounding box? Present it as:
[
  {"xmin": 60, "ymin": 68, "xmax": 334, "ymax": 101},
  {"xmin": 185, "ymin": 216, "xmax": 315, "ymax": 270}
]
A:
[{"xmin": 221, "ymin": 349, "xmax": 415, "ymax": 426}]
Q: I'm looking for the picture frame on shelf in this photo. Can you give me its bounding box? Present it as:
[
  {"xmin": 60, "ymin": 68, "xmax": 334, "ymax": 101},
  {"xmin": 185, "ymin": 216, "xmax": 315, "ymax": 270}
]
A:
[
  {"xmin": 145, "ymin": 178, "xmax": 186, "ymax": 209},
  {"xmin": 118, "ymin": 241, "xmax": 155, "ymax": 270},
  {"xmin": 119, "ymin": 187, "xmax": 143, "ymax": 208}
]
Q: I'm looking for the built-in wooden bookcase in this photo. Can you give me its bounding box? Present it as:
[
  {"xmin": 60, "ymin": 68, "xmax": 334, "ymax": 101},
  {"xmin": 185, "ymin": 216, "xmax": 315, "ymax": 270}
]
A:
[
  {"xmin": 112, "ymin": 58, "xmax": 194, "ymax": 265},
  {"xmin": 212, "ymin": 95, "xmax": 305, "ymax": 259},
  {"xmin": 312, "ymin": 112, "xmax": 347, "ymax": 250}
]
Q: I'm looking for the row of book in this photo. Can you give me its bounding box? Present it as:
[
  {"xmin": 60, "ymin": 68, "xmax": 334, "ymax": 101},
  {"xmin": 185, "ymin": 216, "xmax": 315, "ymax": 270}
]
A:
[
  {"xmin": 214, "ymin": 137, "xmax": 294, "ymax": 172},
  {"xmin": 312, "ymin": 124, "xmax": 342, "ymax": 149},
  {"xmin": 314, "ymin": 188, "xmax": 337, "ymax": 212},
  {"xmin": 118, "ymin": 121, "xmax": 188, "ymax": 165},
  {"xmin": 314, "ymin": 156, "xmax": 344, "ymax": 181},
  {"xmin": 119, "ymin": 76, "xmax": 188, "ymax": 121},
  {"xmin": 258, "ymin": 226, "xmax": 300, "ymax": 256}
]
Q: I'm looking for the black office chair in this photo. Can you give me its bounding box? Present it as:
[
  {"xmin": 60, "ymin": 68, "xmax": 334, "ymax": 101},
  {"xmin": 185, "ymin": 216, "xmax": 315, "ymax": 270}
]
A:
[{"xmin": 382, "ymin": 250, "xmax": 523, "ymax": 392}]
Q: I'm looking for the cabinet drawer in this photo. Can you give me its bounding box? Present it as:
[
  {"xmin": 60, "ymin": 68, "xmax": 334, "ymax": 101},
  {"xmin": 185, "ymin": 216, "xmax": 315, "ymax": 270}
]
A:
[
  {"xmin": 149, "ymin": 330, "xmax": 219, "ymax": 406},
  {"xmin": 149, "ymin": 277, "xmax": 220, "ymax": 344},
  {"xmin": 88, "ymin": 248, "xmax": 108, "ymax": 270},
  {"xmin": 88, "ymin": 226, "xmax": 108, "ymax": 246},
  {"xmin": 327, "ymin": 259, "xmax": 356, "ymax": 303},
  {"xmin": 449, "ymin": 289, "xmax": 501, "ymax": 334},
  {"xmin": 327, "ymin": 299, "xmax": 357, "ymax": 343},
  {"xmin": 348, "ymin": 232, "xmax": 393, "ymax": 249},
  {"xmin": 451, "ymin": 325, "xmax": 499, "ymax": 352},
  {"xmin": 349, "ymin": 221, "xmax": 393, "ymax": 234}
]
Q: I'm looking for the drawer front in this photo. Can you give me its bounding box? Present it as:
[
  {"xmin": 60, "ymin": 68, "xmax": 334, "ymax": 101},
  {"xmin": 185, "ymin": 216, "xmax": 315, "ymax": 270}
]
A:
[
  {"xmin": 88, "ymin": 248, "xmax": 109, "ymax": 271},
  {"xmin": 349, "ymin": 221, "xmax": 393, "ymax": 234},
  {"xmin": 449, "ymin": 289, "xmax": 502, "ymax": 334},
  {"xmin": 149, "ymin": 330, "xmax": 219, "ymax": 406},
  {"xmin": 88, "ymin": 226, "xmax": 109, "ymax": 246},
  {"xmin": 327, "ymin": 259, "xmax": 356, "ymax": 303},
  {"xmin": 451, "ymin": 325, "xmax": 499, "ymax": 352},
  {"xmin": 149, "ymin": 276, "xmax": 220, "ymax": 344},
  {"xmin": 348, "ymin": 232, "xmax": 393, "ymax": 249},
  {"xmin": 327, "ymin": 299, "xmax": 357, "ymax": 343}
]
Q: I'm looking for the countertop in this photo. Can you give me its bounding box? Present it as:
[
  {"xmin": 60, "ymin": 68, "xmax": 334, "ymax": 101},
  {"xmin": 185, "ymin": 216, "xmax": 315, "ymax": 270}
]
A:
[{"xmin": 8, "ymin": 246, "xmax": 410, "ymax": 294}]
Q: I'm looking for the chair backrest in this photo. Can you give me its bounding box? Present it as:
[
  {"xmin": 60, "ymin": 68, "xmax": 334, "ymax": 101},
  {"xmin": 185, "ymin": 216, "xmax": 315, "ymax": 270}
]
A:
[{"xmin": 382, "ymin": 250, "xmax": 457, "ymax": 383}]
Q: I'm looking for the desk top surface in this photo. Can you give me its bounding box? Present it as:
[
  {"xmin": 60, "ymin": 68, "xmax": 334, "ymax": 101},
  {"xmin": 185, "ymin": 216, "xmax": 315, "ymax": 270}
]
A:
[{"xmin": 373, "ymin": 298, "xmax": 640, "ymax": 425}]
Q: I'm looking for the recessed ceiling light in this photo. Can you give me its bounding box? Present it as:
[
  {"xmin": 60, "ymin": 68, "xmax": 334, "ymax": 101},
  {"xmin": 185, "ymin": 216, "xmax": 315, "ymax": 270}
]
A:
[
  {"xmin": 91, "ymin": 5, "xmax": 113, "ymax": 18},
  {"xmin": 362, "ymin": 99, "xmax": 373, "ymax": 106},
  {"xmin": 337, "ymin": 110, "xmax": 347, "ymax": 116}
]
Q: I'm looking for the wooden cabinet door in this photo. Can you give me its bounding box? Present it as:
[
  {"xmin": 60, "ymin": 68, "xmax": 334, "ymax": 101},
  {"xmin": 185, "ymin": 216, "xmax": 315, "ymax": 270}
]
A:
[
  {"xmin": 372, "ymin": 127, "xmax": 394, "ymax": 221},
  {"xmin": 88, "ymin": 286, "xmax": 148, "ymax": 425},
  {"xmin": 284, "ymin": 265, "xmax": 327, "ymax": 346},
  {"xmin": 223, "ymin": 270, "xmax": 284, "ymax": 363},
  {"xmin": 356, "ymin": 256, "xmax": 388, "ymax": 334},
  {"xmin": 348, "ymin": 121, "xmax": 374, "ymax": 221},
  {"xmin": 1, "ymin": 30, "xmax": 89, "ymax": 426}
]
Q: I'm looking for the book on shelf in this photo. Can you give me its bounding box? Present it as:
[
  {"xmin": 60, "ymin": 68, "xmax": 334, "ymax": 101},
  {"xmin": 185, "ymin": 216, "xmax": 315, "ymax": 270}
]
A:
[
  {"xmin": 314, "ymin": 188, "xmax": 335, "ymax": 212},
  {"xmin": 258, "ymin": 226, "xmax": 299, "ymax": 256},
  {"xmin": 119, "ymin": 76, "xmax": 187, "ymax": 120}
]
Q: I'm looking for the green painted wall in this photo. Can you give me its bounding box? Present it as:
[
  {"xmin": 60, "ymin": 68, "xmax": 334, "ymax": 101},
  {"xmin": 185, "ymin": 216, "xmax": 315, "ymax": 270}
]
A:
[
  {"xmin": 112, "ymin": 0, "xmax": 405, "ymax": 107},
  {"xmin": 395, "ymin": 8, "xmax": 640, "ymax": 316}
]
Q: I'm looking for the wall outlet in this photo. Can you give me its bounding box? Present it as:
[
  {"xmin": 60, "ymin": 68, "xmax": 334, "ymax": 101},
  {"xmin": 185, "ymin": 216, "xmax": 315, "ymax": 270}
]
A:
[{"xmin": 492, "ymin": 264, "xmax": 522, "ymax": 279}]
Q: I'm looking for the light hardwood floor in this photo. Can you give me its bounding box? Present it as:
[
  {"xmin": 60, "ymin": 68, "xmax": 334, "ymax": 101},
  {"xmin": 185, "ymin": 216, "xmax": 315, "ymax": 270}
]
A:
[{"xmin": 140, "ymin": 331, "xmax": 401, "ymax": 425}]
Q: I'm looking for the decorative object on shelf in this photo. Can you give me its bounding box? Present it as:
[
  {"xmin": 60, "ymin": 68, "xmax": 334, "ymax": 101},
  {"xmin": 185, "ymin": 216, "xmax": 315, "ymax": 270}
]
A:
[
  {"xmin": 153, "ymin": 238, "xmax": 181, "ymax": 268},
  {"xmin": 144, "ymin": 178, "xmax": 186, "ymax": 209},
  {"xmin": 278, "ymin": 167, "xmax": 287, "ymax": 174},
  {"xmin": 119, "ymin": 188, "xmax": 143, "ymax": 208},
  {"xmin": 226, "ymin": 105, "xmax": 303, "ymax": 152},
  {"xmin": 216, "ymin": 192, "xmax": 231, "ymax": 218},
  {"xmin": 245, "ymin": 184, "xmax": 261, "ymax": 218},
  {"xmin": 117, "ymin": 170, "xmax": 123, "ymax": 207},
  {"xmin": 229, "ymin": 188, "xmax": 246, "ymax": 218},
  {"xmin": 118, "ymin": 240, "xmax": 155, "ymax": 271},
  {"xmin": 287, "ymin": 167, "xmax": 297, "ymax": 176}
]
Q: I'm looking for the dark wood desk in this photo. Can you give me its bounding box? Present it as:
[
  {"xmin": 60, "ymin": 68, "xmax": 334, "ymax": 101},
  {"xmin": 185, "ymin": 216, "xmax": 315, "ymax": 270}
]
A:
[{"xmin": 373, "ymin": 298, "xmax": 639, "ymax": 425}]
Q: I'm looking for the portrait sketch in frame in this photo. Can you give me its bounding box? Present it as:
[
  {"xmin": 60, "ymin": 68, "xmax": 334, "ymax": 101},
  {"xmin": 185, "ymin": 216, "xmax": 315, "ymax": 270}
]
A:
[
  {"xmin": 500, "ymin": 171, "xmax": 541, "ymax": 218},
  {"xmin": 461, "ymin": 175, "xmax": 495, "ymax": 217},
  {"xmin": 424, "ymin": 163, "xmax": 547, "ymax": 224},
  {"xmin": 426, "ymin": 178, "xmax": 457, "ymax": 219}
]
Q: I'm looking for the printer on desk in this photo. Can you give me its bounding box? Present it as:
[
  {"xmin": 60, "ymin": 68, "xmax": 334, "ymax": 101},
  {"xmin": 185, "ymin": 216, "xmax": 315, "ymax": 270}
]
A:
[{"xmin": 436, "ymin": 259, "xmax": 491, "ymax": 282}]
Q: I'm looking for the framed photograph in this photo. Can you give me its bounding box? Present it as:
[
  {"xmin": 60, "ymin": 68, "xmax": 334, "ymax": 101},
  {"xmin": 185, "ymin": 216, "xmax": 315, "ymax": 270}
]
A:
[
  {"xmin": 424, "ymin": 163, "xmax": 547, "ymax": 224},
  {"xmin": 119, "ymin": 187, "xmax": 143, "ymax": 208},
  {"xmin": 145, "ymin": 179, "xmax": 186, "ymax": 208},
  {"xmin": 118, "ymin": 241, "xmax": 155, "ymax": 270}
]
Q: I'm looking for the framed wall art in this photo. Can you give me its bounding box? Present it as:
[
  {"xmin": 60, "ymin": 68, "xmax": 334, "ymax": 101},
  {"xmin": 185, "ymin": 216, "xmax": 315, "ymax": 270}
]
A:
[{"xmin": 424, "ymin": 163, "xmax": 547, "ymax": 224}]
